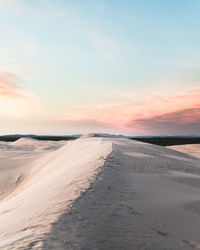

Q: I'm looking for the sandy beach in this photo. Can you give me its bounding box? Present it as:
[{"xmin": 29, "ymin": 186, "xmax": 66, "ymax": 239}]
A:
[{"xmin": 0, "ymin": 136, "xmax": 200, "ymax": 249}]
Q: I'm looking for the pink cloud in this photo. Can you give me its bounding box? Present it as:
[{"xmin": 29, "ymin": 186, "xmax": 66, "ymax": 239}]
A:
[
  {"xmin": 0, "ymin": 69, "xmax": 43, "ymax": 120},
  {"xmin": 62, "ymin": 84, "xmax": 200, "ymax": 133},
  {"xmin": 128, "ymin": 107, "xmax": 200, "ymax": 135},
  {"xmin": 0, "ymin": 71, "xmax": 36, "ymax": 101}
]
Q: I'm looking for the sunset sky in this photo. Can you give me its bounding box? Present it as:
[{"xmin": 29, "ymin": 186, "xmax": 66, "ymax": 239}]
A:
[{"xmin": 0, "ymin": 0, "xmax": 200, "ymax": 135}]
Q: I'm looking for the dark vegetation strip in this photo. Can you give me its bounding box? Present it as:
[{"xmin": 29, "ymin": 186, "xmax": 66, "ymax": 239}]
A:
[
  {"xmin": 129, "ymin": 137, "xmax": 200, "ymax": 146},
  {"xmin": 0, "ymin": 134, "xmax": 200, "ymax": 146},
  {"xmin": 0, "ymin": 135, "xmax": 78, "ymax": 142}
]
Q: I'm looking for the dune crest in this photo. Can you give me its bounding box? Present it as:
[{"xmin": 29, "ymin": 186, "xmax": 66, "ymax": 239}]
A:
[
  {"xmin": 11, "ymin": 138, "xmax": 39, "ymax": 146},
  {"xmin": 0, "ymin": 137, "xmax": 112, "ymax": 249}
]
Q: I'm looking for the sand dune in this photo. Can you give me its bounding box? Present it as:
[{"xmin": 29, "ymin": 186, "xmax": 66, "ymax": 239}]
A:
[
  {"xmin": 168, "ymin": 144, "xmax": 200, "ymax": 158},
  {"xmin": 0, "ymin": 137, "xmax": 112, "ymax": 249},
  {"xmin": 10, "ymin": 137, "xmax": 66, "ymax": 152},
  {"xmin": 11, "ymin": 137, "xmax": 40, "ymax": 146},
  {"xmin": 1, "ymin": 137, "xmax": 200, "ymax": 249}
]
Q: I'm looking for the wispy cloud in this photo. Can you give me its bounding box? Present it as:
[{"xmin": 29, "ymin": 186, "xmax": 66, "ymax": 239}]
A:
[
  {"xmin": 0, "ymin": 71, "xmax": 36, "ymax": 100},
  {"xmin": 0, "ymin": 0, "xmax": 21, "ymax": 9},
  {"xmin": 42, "ymin": 1, "xmax": 122, "ymax": 65},
  {"xmin": 0, "ymin": 68, "xmax": 42, "ymax": 118}
]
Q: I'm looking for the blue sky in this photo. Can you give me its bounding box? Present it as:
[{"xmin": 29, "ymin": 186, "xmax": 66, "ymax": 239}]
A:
[{"xmin": 0, "ymin": 0, "xmax": 200, "ymax": 135}]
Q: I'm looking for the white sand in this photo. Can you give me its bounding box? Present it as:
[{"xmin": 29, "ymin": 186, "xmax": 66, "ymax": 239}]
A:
[
  {"xmin": 168, "ymin": 144, "xmax": 200, "ymax": 158},
  {"xmin": 0, "ymin": 137, "xmax": 112, "ymax": 249},
  {"xmin": 1, "ymin": 137, "xmax": 200, "ymax": 249},
  {"xmin": 11, "ymin": 137, "xmax": 41, "ymax": 146}
]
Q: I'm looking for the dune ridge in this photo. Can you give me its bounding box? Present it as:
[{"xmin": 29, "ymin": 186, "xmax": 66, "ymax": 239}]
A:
[{"xmin": 0, "ymin": 137, "xmax": 112, "ymax": 249}]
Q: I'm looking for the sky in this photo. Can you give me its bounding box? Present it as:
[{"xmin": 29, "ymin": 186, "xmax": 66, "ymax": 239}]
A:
[{"xmin": 0, "ymin": 0, "xmax": 200, "ymax": 135}]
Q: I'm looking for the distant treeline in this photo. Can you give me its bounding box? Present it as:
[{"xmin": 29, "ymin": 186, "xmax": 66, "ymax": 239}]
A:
[
  {"xmin": 0, "ymin": 135, "xmax": 78, "ymax": 142},
  {"xmin": 1, "ymin": 135, "xmax": 200, "ymax": 146},
  {"xmin": 129, "ymin": 137, "xmax": 200, "ymax": 146}
]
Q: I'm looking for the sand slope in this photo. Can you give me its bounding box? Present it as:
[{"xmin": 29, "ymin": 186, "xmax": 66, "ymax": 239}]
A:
[
  {"xmin": 0, "ymin": 137, "xmax": 112, "ymax": 249},
  {"xmin": 168, "ymin": 144, "xmax": 200, "ymax": 158},
  {"xmin": 1, "ymin": 137, "xmax": 200, "ymax": 249}
]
